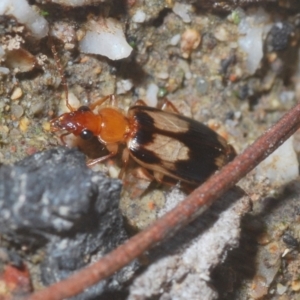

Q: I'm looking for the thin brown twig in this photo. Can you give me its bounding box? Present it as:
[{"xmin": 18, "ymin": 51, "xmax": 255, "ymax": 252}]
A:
[{"xmin": 27, "ymin": 102, "xmax": 300, "ymax": 300}]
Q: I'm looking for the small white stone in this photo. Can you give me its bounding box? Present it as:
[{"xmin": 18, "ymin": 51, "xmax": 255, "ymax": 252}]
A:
[
  {"xmin": 0, "ymin": 46, "xmax": 5, "ymax": 59},
  {"xmin": 238, "ymin": 7, "xmax": 272, "ymax": 74},
  {"xmin": 185, "ymin": 72, "xmax": 192, "ymax": 80},
  {"xmin": 172, "ymin": 3, "xmax": 192, "ymax": 23},
  {"xmin": 277, "ymin": 283, "xmax": 287, "ymax": 295},
  {"xmin": 132, "ymin": 10, "xmax": 147, "ymax": 23},
  {"xmin": 214, "ymin": 26, "xmax": 229, "ymax": 42},
  {"xmin": 0, "ymin": 67, "xmax": 9, "ymax": 74},
  {"xmin": 116, "ymin": 79, "xmax": 133, "ymax": 95},
  {"xmin": 256, "ymin": 136, "xmax": 299, "ymax": 185},
  {"xmin": 169, "ymin": 34, "xmax": 181, "ymax": 46},
  {"xmin": 79, "ymin": 18, "xmax": 132, "ymax": 60},
  {"xmin": 108, "ymin": 165, "xmax": 120, "ymax": 179},
  {"xmin": 156, "ymin": 72, "xmax": 169, "ymax": 80},
  {"xmin": 0, "ymin": 0, "xmax": 48, "ymax": 39},
  {"xmin": 145, "ymin": 83, "xmax": 159, "ymax": 107}
]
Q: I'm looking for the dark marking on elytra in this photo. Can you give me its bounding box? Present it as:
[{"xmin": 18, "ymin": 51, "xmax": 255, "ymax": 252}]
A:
[
  {"xmin": 132, "ymin": 111, "xmax": 156, "ymax": 146},
  {"xmin": 129, "ymin": 106, "xmax": 234, "ymax": 185},
  {"xmin": 130, "ymin": 146, "xmax": 162, "ymax": 165}
]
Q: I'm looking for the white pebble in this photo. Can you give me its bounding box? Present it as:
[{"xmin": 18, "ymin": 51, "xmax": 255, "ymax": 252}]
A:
[
  {"xmin": 79, "ymin": 18, "xmax": 132, "ymax": 61},
  {"xmin": 132, "ymin": 10, "xmax": 147, "ymax": 23},
  {"xmin": 156, "ymin": 72, "xmax": 169, "ymax": 80},
  {"xmin": 0, "ymin": 67, "xmax": 9, "ymax": 74},
  {"xmin": 238, "ymin": 7, "xmax": 272, "ymax": 74},
  {"xmin": 214, "ymin": 26, "xmax": 229, "ymax": 42},
  {"xmin": 256, "ymin": 136, "xmax": 299, "ymax": 185},
  {"xmin": 145, "ymin": 83, "xmax": 159, "ymax": 107},
  {"xmin": 0, "ymin": 46, "xmax": 5, "ymax": 59},
  {"xmin": 277, "ymin": 283, "xmax": 288, "ymax": 295},
  {"xmin": 0, "ymin": 0, "xmax": 48, "ymax": 39},
  {"xmin": 172, "ymin": 3, "xmax": 192, "ymax": 23},
  {"xmin": 169, "ymin": 34, "xmax": 181, "ymax": 46},
  {"xmin": 116, "ymin": 79, "xmax": 133, "ymax": 95}
]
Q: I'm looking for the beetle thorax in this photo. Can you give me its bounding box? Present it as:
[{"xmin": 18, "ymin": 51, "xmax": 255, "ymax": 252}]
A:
[{"xmin": 98, "ymin": 107, "xmax": 130, "ymax": 144}]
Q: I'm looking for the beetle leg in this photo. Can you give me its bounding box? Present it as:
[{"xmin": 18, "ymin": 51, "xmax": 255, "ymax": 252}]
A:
[
  {"xmin": 110, "ymin": 94, "xmax": 118, "ymax": 107},
  {"xmin": 89, "ymin": 94, "xmax": 116, "ymax": 110},
  {"xmin": 60, "ymin": 132, "xmax": 71, "ymax": 146},
  {"xmin": 132, "ymin": 167, "xmax": 154, "ymax": 181},
  {"xmin": 118, "ymin": 148, "xmax": 130, "ymax": 180},
  {"xmin": 160, "ymin": 99, "xmax": 179, "ymax": 113},
  {"xmin": 153, "ymin": 171, "xmax": 165, "ymax": 183},
  {"xmin": 122, "ymin": 167, "xmax": 154, "ymax": 198},
  {"xmin": 136, "ymin": 168, "xmax": 179, "ymax": 187},
  {"xmin": 86, "ymin": 143, "xmax": 118, "ymax": 167},
  {"xmin": 86, "ymin": 153, "xmax": 116, "ymax": 167},
  {"xmin": 153, "ymin": 171, "xmax": 180, "ymax": 187},
  {"xmin": 134, "ymin": 99, "xmax": 148, "ymax": 106}
]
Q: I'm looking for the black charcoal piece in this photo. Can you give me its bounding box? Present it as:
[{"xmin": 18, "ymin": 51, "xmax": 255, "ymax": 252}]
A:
[
  {"xmin": 0, "ymin": 147, "xmax": 138, "ymax": 299},
  {"xmin": 268, "ymin": 22, "xmax": 294, "ymax": 51}
]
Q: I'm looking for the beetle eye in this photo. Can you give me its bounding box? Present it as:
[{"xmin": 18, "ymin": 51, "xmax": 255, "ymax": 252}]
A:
[
  {"xmin": 80, "ymin": 129, "xmax": 93, "ymax": 140},
  {"xmin": 78, "ymin": 106, "xmax": 90, "ymax": 112}
]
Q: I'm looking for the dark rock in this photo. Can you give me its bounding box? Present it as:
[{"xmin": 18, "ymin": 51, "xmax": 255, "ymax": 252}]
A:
[
  {"xmin": 268, "ymin": 22, "xmax": 294, "ymax": 51},
  {"xmin": 282, "ymin": 233, "xmax": 299, "ymax": 248},
  {"xmin": 0, "ymin": 147, "xmax": 138, "ymax": 299}
]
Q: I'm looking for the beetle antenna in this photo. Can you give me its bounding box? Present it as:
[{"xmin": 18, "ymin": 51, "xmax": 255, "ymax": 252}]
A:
[{"xmin": 50, "ymin": 41, "xmax": 75, "ymax": 112}]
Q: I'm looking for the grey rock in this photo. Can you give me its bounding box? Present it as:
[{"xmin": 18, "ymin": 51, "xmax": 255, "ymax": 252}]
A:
[{"xmin": 0, "ymin": 147, "xmax": 138, "ymax": 300}]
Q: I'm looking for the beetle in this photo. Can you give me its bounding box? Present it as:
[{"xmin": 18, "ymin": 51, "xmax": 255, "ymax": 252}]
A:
[{"xmin": 50, "ymin": 93, "xmax": 236, "ymax": 186}]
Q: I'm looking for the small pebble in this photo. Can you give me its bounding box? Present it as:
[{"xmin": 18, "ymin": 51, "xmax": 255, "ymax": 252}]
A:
[
  {"xmin": 180, "ymin": 28, "xmax": 201, "ymax": 59},
  {"xmin": 0, "ymin": 125, "xmax": 9, "ymax": 139},
  {"xmin": 19, "ymin": 117, "xmax": 30, "ymax": 132},
  {"xmin": 291, "ymin": 280, "xmax": 300, "ymax": 291},
  {"xmin": 145, "ymin": 83, "xmax": 159, "ymax": 107},
  {"xmin": 64, "ymin": 43, "xmax": 75, "ymax": 50},
  {"xmin": 93, "ymin": 66, "xmax": 102, "ymax": 75},
  {"xmin": 11, "ymin": 104, "xmax": 24, "ymax": 119},
  {"xmin": 157, "ymin": 87, "xmax": 168, "ymax": 98},
  {"xmin": 276, "ymin": 283, "xmax": 287, "ymax": 295},
  {"xmin": 255, "ymin": 136, "xmax": 298, "ymax": 186},
  {"xmin": 11, "ymin": 87, "xmax": 23, "ymax": 100},
  {"xmin": 132, "ymin": 10, "xmax": 147, "ymax": 23},
  {"xmin": 282, "ymin": 233, "xmax": 299, "ymax": 248},
  {"xmin": 108, "ymin": 165, "xmax": 119, "ymax": 178},
  {"xmin": 250, "ymin": 275, "xmax": 268, "ymax": 299},
  {"xmin": 0, "ymin": 67, "xmax": 9, "ymax": 75},
  {"xmin": 42, "ymin": 122, "xmax": 51, "ymax": 132},
  {"xmin": 214, "ymin": 26, "xmax": 229, "ymax": 42},
  {"xmin": 172, "ymin": 3, "xmax": 191, "ymax": 23},
  {"xmin": 29, "ymin": 100, "xmax": 45, "ymax": 116},
  {"xmin": 50, "ymin": 21, "xmax": 77, "ymax": 46},
  {"xmin": 116, "ymin": 79, "xmax": 133, "ymax": 95},
  {"xmin": 9, "ymin": 128, "xmax": 21, "ymax": 138},
  {"xmin": 156, "ymin": 72, "xmax": 169, "ymax": 80},
  {"xmin": 196, "ymin": 77, "xmax": 208, "ymax": 95},
  {"xmin": 169, "ymin": 34, "xmax": 181, "ymax": 46},
  {"xmin": 257, "ymin": 232, "xmax": 271, "ymax": 245}
]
